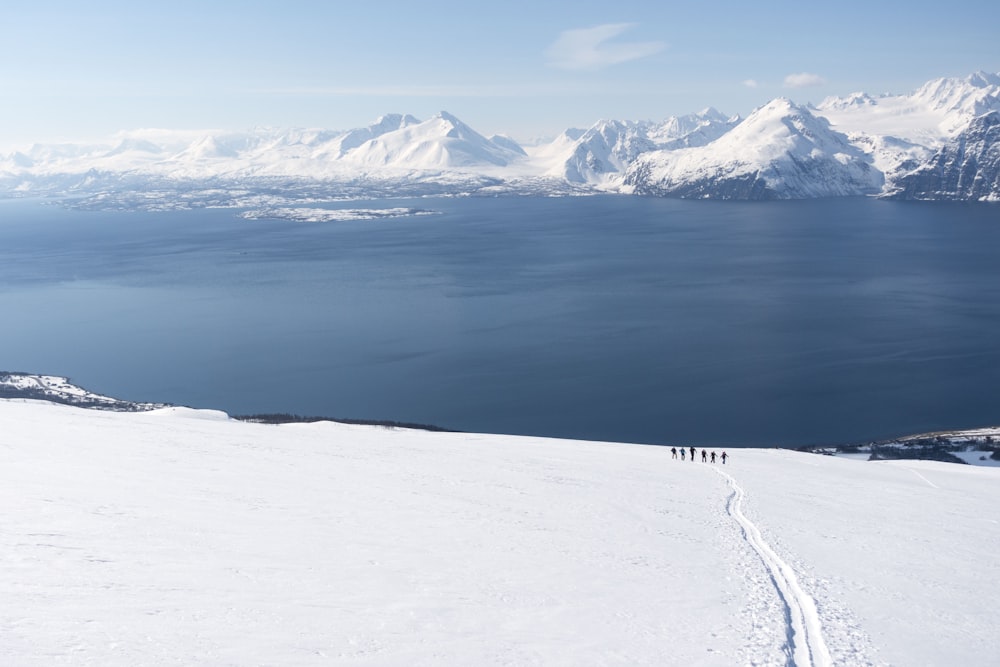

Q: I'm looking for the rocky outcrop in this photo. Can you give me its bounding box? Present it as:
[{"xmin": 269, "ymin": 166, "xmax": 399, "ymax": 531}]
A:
[{"xmin": 886, "ymin": 111, "xmax": 1000, "ymax": 201}]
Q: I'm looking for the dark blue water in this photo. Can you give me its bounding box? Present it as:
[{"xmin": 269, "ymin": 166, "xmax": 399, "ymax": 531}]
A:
[{"xmin": 1, "ymin": 195, "xmax": 998, "ymax": 446}]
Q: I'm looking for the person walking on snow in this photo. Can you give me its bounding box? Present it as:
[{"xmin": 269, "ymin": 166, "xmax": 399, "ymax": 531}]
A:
[
  {"xmin": 701, "ymin": 449, "xmax": 707, "ymax": 462},
  {"xmin": 671, "ymin": 447, "xmax": 678, "ymax": 459},
  {"xmin": 680, "ymin": 448, "xmax": 686, "ymax": 460},
  {"xmin": 721, "ymin": 451, "xmax": 728, "ymax": 464},
  {"xmin": 689, "ymin": 446, "xmax": 696, "ymax": 461},
  {"xmin": 710, "ymin": 451, "xmax": 717, "ymax": 463}
]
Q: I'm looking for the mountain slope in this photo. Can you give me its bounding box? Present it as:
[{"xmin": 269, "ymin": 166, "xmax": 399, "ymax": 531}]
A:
[
  {"xmin": 817, "ymin": 70, "xmax": 1000, "ymax": 146},
  {"xmin": 3, "ymin": 398, "xmax": 998, "ymax": 665},
  {"xmin": 623, "ymin": 99, "xmax": 883, "ymax": 199},
  {"xmin": 532, "ymin": 109, "xmax": 737, "ymax": 187},
  {"xmin": 815, "ymin": 71, "xmax": 1000, "ymax": 194},
  {"xmin": 342, "ymin": 111, "xmax": 525, "ymax": 169},
  {"xmin": 886, "ymin": 110, "xmax": 1000, "ymax": 200}
]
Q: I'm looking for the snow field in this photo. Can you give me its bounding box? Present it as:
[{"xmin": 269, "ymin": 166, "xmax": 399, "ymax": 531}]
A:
[{"xmin": 2, "ymin": 400, "xmax": 998, "ymax": 665}]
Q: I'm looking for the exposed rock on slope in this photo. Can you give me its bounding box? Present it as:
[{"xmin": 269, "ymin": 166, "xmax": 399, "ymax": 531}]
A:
[{"xmin": 886, "ymin": 111, "xmax": 1000, "ymax": 201}]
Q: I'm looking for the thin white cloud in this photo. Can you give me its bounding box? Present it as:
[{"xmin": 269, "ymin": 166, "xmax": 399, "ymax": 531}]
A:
[
  {"xmin": 784, "ymin": 72, "xmax": 826, "ymax": 88},
  {"xmin": 246, "ymin": 83, "xmax": 616, "ymax": 98},
  {"xmin": 743, "ymin": 79, "xmax": 758, "ymax": 88},
  {"xmin": 545, "ymin": 23, "xmax": 666, "ymax": 70}
]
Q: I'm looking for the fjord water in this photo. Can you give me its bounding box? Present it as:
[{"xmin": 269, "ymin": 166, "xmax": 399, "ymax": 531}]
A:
[{"xmin": 1, "ymin": 195, "xmax": 998, "ymax": 446}]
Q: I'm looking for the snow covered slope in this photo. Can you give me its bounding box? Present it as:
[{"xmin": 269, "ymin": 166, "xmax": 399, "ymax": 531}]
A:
[
  {"xmin": 3, "ymin": 398, "xmax": 998, "ymax": 665},
  {"xmin": 529, "ymin": 109, "xmax": 737, "ymax": 187},
  {"xmin": 341, "ymin": 111, "xmax": 525, "ymax": 170},
  {"xmin": 818, "ymin": 71, "xmax": 1000, "ymax": 147},
  {"xmin": 623, "ymin": 99, "xmax": 884, "ymax": 199}
]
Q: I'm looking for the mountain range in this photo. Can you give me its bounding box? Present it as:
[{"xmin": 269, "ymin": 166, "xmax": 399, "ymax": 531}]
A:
[{"xmin": 2, "ymin": 71, "xmax": 999, "ymax": 203}]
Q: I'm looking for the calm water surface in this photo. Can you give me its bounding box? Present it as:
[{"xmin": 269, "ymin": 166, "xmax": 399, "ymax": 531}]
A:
[{"xmin": 1, "ymin": 195, "xmax": 998, "ymax": 446}]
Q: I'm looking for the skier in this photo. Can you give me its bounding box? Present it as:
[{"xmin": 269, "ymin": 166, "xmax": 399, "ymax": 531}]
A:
[
  {"xmin": 689, "ymin": 446, "xmax": 696, "ymax": 461},
  {"xmin": 671, "ymin": 447, "xmax": 678, "ymax": 459},
  {"xmin": 701, "ymin": 449, "xmax": 707, "ymax": 462},
  {"xmin": 680, "ymin": 448, "xmax": 686, "ymax": 460},
  {"xmin": 710, "ymin": 451, "xmax": 717, "ymax": 463},
  {"xmin": 721, "ymin": 451, "xmax": 728, "ymax": 464}
]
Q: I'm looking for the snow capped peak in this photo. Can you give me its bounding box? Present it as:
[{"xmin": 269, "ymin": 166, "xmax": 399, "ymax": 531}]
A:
[
  {"xmin": 434, "ymin": 110, "xmax": 461, "ymax": 124},
  {"xmin": 534, "ymin": 108, "xmax": 738, "ymax": 186},
  {"xmin": 754, "ymin": 96, "xmax": 798, "ymax": 113},
  {"xmin": 965, "ymin": 70, "xmax": 1000, "ymax": 88},
  {"xmin": 315, "ymin": 114, "xmax": 423, "ymax": 158},
  {"xmin": 624, "ymin": 96, "xmax": 882, "ymax": 199},
  {"xmin": 817, "ymin": 91, "xmax": 877, "ymax": 111},
  {"xmin": 713, "ymin": 99, "xmax": 846, "ymax": 156},
  {"xmin": 818, "ymin": 71, "xmax": 1000, "ymax": 146},
  {"xmin": 371, "ymin": 113, "xmax": 420, "ymax": 132},
  {"xmin": 343, "ymin": 111, "xmax": 525, "ymax": 169},
  {"xmin": 911, "ymin": 71, "xmax": 1000, "ymax": 116},
  {"xmin": 542, "ymin": 118, "xmax": 655, "ymax": 185},
  {"xmin": 426, "ymin": 111, "xmax": 482, "ymax": 141},
  {"xmin": 696, "ymin": 106, "xmax": 728, "ymax": 121}
]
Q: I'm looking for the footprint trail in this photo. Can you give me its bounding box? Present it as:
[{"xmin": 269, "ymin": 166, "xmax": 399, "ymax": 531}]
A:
[{"xmin": 715, "ymin": 467, "xmax": 832, "ymax": 667}]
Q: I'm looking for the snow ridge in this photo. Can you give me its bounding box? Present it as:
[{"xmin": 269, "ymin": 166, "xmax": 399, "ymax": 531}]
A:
[{"xmin": 716, "ymin": 468, "xmax": 832, "ymax": 667}]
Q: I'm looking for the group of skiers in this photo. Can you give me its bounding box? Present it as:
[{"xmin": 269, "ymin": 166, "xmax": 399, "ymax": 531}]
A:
[{"xmin": 670, "ymin": 446, "xmax": 728, "ymax": 464}]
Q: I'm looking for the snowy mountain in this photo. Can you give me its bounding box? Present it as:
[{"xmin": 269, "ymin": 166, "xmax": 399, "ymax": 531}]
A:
[
  {"xmin": 3, "ymin": 395, "xmax": 999, "ymax": 665},
  {"xmin": 815, "ymin": 71, "xmax": 1000, "ymax": 200},
  {"xmin": 886, "ymin": 110, "xmax": 1000, "ymax": 200},
  {"xmin": 341, "ymin": 111, "xmax": 525, "ymax": 170},
  {"xmin": 647, "ymin": 107, "xmax": 738, "ymax": 149},
  {"xmin": 552, "ymin": 119, "xmax": 657, "ymax": 186},
  {"xmin": 313, "ymin": 113, "xmax": 420, "ymax": 159},
  {"xmin": 622, "ymin": 99, "xmax": 883, "ymax": 199},
  {"xmin": 529, "ymin": 109, "xmax": 737, "ymax": 187},
  {"xmin": 817, "ymin": 70, "xmax": 1000, "ymax": 146},
  {"xmin": 2, "ymin": 71, "xmax": 1000, "ymax": 203},
  {"xmin": 0, "ymin": 112, "xmax": 526, "ymax": 183}
]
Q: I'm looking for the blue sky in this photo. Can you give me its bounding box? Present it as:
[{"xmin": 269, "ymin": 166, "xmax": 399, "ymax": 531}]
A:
[{"xmin": 3, "ymin": 0, "xmax": 999, "ymax": 148}]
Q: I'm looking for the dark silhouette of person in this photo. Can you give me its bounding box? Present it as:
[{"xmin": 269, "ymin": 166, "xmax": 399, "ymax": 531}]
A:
[
  {"xmin": 710, "ymin": 451, "xmax": 717, "ymax": 463},
  {"xmin": 701, "ymin": 449, "xmax": 707, "ymax": 462},
  {"xmin": 671, "ymin": 447, "xmax": 678, "ymax": 459},
  {"xmin": 680, "ymin": 448, "xmax": 686, "ymax": 460},
  {"xmin": 689, "ymin": 446, "xmax": 696, "ymax": 461},
  {"xmin": 721, "ymin": 451, "xmax": 728, "ymax": 464}
]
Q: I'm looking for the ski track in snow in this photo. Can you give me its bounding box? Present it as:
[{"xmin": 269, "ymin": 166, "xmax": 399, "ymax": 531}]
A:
[
  {"xmin": 715, "ymin": 468, "xmax": 832, "ymax": 667},
  {"xmin": 902, "ymin": 466, "xmax": 939, "ymax": 489}
]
